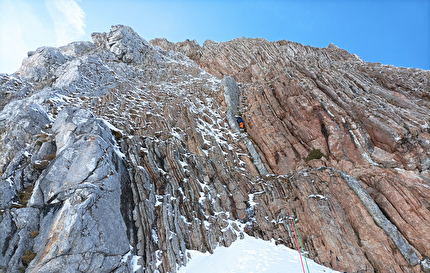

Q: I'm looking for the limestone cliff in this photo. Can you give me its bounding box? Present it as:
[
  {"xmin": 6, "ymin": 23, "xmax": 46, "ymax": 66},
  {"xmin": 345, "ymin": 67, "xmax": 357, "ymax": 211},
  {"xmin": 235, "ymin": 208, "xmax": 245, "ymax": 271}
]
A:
[{"xmin": 1, "ymin": 25, "xmax": 430, "ymax": 273}]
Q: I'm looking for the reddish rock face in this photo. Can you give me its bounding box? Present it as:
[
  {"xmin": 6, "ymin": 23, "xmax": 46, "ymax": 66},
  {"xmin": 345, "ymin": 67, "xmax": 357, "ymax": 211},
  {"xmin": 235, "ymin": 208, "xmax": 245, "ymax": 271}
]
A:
[{"xmin": 152, "ymin": 37, "xmax": 430, "ymax": 272}]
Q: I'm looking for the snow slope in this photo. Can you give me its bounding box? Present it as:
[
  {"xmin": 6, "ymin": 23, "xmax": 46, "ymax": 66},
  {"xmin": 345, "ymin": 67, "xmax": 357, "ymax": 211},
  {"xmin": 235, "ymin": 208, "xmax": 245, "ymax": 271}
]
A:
[{"xmin": 178, "ymin": 234, "xmax": 342, "ymax": 273}]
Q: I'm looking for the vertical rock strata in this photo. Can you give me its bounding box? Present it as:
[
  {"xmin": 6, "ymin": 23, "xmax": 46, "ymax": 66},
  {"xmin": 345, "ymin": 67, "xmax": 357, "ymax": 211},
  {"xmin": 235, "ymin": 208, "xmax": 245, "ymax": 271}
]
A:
[
  {"xmin": 155, "ymin": 37, "xmax": 430, "ymax": 272},
  {"xmin": 0, "ymin": 25, "xmax": 429, "ymax": 272},
  {"xmin": 222, "ymin": 75, "xmax": 268, "ymax": 176}
]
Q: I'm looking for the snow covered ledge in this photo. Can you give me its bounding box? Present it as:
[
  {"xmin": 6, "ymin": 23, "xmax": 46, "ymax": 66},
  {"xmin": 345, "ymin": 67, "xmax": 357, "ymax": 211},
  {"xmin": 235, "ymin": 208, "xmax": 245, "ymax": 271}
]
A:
[{"xmin": 178, "ymin": 233, "xmax": 340, "ymax": 273}]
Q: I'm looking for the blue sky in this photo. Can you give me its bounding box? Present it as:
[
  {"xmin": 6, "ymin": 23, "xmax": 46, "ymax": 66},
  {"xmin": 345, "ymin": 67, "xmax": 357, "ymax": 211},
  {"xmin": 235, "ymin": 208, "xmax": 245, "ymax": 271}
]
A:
[{"xmin": 0, "ymin": 0, "xmax": 429, "ymax": 74}]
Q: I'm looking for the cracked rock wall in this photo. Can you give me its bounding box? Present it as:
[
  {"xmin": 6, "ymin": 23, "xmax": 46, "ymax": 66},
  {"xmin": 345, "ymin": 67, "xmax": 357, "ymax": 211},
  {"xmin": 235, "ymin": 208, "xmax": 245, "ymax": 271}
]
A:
[{"xmin": 1, "ymin": 25, "xmax": 430, "ymax": 273}]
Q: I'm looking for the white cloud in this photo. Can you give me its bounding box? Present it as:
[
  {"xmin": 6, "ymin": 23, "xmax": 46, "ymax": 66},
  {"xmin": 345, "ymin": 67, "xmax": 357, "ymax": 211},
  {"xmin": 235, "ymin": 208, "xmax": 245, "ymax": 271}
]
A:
[
  {"xmin": 0, "ymin": 0, "xmax": 52, "ymax": 74},
  {"xmin": 46, "ymin": 0, "xmax": 86, "ymax": 46},
  {"xmin": 0, "ymin": 0, "xmax": 86, "ymax": 74}
]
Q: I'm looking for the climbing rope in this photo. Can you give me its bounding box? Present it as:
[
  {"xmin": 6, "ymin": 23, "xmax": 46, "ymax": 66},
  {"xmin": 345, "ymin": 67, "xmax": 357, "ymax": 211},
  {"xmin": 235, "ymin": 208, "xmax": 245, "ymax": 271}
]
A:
[
  {"xmin": 284, "ymin": 197, "xmax": 307, "ymax": 273},
  {"xmin": 275, "ymin": 171, "xmax": 311, "ymax": 273},
  {"xmin": 286, "ymin": 201, "xmax": 311, "ymax": 273}
]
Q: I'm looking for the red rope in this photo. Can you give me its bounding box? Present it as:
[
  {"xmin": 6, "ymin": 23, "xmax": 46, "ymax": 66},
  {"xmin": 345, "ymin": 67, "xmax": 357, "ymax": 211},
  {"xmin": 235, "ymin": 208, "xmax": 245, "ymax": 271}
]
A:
[
  {"xmin": 273, "ymin": 168, "xmax": 307, "ymax": 273},
  {"xmin": 285, "ymin": 197, "xmax": 307, "ymax": 273}
]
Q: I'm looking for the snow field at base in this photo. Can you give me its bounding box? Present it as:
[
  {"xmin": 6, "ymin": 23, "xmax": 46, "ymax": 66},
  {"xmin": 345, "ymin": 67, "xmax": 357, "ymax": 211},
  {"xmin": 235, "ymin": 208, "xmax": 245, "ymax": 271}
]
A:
[{"xmin": 178, "ymin": 234, "xmax": 341, "ymax": 273}]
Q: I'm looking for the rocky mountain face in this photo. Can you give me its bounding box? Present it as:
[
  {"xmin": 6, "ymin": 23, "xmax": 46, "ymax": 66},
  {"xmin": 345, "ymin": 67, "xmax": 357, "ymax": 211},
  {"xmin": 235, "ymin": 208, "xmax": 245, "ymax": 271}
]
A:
[{"xmin": 1, "ymin": 25, "xmax": 430, "ymax": 273}]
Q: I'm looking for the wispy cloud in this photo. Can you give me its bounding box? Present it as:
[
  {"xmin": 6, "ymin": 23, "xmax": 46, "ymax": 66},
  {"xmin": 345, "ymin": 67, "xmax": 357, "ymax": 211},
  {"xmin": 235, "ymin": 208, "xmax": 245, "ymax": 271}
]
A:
[
  {"xmin": 46, "ymin": 0, "xmax": 86, "ymax": 46},
  {"xmin": 0, "ymin": 0, "xmax": 53, "ymax": 74},
  {"xmin": 0, "ymin": 0, "xmax": 86, "ymax": 74}
]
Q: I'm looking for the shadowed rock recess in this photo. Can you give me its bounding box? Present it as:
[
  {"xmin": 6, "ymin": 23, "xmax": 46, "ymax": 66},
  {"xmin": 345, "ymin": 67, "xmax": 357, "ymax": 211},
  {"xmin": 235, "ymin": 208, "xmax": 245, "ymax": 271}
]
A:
[{"xmin": 1, "ymin": 25, "xmax": 430, "ymax": 273}]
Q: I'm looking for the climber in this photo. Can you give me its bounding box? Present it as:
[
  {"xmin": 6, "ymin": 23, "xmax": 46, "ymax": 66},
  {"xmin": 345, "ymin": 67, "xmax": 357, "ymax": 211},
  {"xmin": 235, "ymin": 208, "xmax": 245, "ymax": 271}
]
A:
[{"xmin": 237, "ymin": 117, "xmax": 244, "ymax": 129}]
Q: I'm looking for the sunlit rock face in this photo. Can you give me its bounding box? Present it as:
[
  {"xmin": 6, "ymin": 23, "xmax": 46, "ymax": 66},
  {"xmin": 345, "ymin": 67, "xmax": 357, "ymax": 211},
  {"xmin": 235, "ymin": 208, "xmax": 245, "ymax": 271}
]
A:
[{"xmin": 1, "ymin": 25, "xmax": 430, "ymax": 273}]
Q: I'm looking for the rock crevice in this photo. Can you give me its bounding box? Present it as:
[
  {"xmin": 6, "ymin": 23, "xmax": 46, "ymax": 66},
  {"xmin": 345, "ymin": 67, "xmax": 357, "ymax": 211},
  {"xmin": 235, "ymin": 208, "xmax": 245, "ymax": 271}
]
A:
[{"xmin": 222, "ymin": 75, "xmax": 269, "ymax": 176}]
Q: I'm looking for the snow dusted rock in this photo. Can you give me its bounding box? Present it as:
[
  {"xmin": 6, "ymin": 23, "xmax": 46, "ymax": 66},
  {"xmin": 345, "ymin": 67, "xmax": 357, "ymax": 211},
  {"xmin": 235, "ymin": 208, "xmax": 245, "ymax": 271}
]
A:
[
  {"xmin": 0, "ymin": 74, "xmax": 33, "ymax": 111},
  {"xmin": 0, "ymin": 99, "xmax": 53, "ymax": 272},
  {"xmin": 0, "ymin": 102, "xmax": 51, "ymax": 209},
  {"xmin": 0, "ymin": 207, "xmax": 40, "ymax": 272},
  {"xmin": 422, "ymin": 259, "xmax": 430, "ymax": 273},
  {"xmin": 150, "ymin": 38, "xmax": 201, "ymax": 60},
  {"xmin": 92, "ymin": 24, "xmax": 151, "ymax": 65},
  {"xmin": 154, "ymin": 34, "xmax": 430, "ymax": 272},
  {"xmin": 17, "ymin": 47, "xmax": 68, "ymax": 83},
  {"xmin": 1, "ymin": 24, "xmax": 430, "ymax": 273},
  {"xmin": 26, "ymin": 107, "xmax": 135, "ymax": 272},
  {"xmin": 59, "ymin": 41, "xmax": 96, "ymax": 58}
]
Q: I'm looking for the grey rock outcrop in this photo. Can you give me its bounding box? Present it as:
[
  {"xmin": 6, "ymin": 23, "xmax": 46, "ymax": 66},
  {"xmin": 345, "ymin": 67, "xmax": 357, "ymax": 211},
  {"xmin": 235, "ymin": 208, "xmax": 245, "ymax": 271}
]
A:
[
  {"xmin": 0, "ymin": 74, "xmax": 33, "ymax": 111},
  {"xmin": 0, "ymin": 102, "xmax": 51, "ymax": 209},
  {"xmin": 0, "ymin": 100, "xmax": 138, "ymax": 272},
  {"xmin": 25, "ymin": 107, "xmax": 136, "ymax": 272},
  {"xmin": 0, "ymin": 207, "xmax": 40, "ymax": 272},
  {"xmin": 17, "ymin": 47, "xmax": 68, "ymax": 83},
  {"xmin": 92, "ymin": 24, "xmax": 151, "ymax": 65}
]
